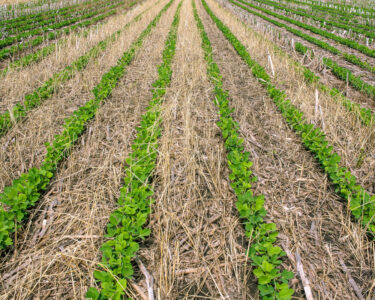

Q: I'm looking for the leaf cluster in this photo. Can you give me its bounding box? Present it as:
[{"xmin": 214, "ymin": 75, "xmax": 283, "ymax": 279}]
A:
[
  {"xmin": 195, "ymin": 1, "xmax": 295, "ymax": 299},
  {"xmin": 86, "ymin": 2, "xmax": 180, "ymax": 299},
  {"xmin": 0, "ymin": 0, "xmax": 155, "ymax": 251},
  {"xmin": 203, "ymin": 0, "xmax": 375, "ymax": 243}
]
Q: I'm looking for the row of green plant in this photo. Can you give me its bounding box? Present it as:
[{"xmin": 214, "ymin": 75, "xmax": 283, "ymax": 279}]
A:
[
  {"xmin": 0, "ymin": 0, "xmax": 96, "ymax": 20},
  {"xmin": 280, "ymin": 0, "xmax": 375, "ymax": 20},
  {"xmin": 0, "ymin": 0, "xmax": 145, "ymax": 138},
  {"xmin": 289, "ymin": 0, "xmax": 375, "ymax": 30},
  {"xmin": 248, "ymin": 0, "xmax": 375, "ymax": 40},
  {"xmin": 0, "ymin": 0, "xmax": 98, "ymax": 26},
  {"xmin": 197, "ymin": 1, "xmax": 294, "ymax": 299},
  {"xmin": 0, "ymin": 39, "xmax": 65, "ymax": 77},
  {"xmin": 221, "ymin": 8, "xmax": 375, "ymax": 132},
  {"xmin": 324, "ymin": 57, "xmax": 375, "ymax": 99},
  {"xmin": 0, "ymin": 0, "xmax": 142, "ymax": 77},
  {"xmin": 3, "ymin": 0, "xmax": 119, "ymax": 36},
  {"xmin": 308, "ymin": 0, "xmax": 375, "ymax": 17},
  {"xmin": 237, "ymin": 0, "xmax": 375, "ymax": 58},
  {"xmin": 0, "ymin": 0, "xmax": 125, "ymax": 50},
  {"xmin": 0, "ymin": 0, "xmax": 171, "ymax": 251},
  {"xmin": 86, "ymin": 1, "xmax": 180, "ymax": 299},
  {"xmin": 2, "ymin": 0, "xmax": 109, "ymax": 33},
  {"xmin": 0, "ymin": 5, "xmax": 120, "ymax": 61},
  {"xmin": 230, "ymin": 0, "xmax": 375, "ymax": 76},
  {"xmin": 306, "ymin": 0, "xmax": 375, "ymax": 14},
  {"xmin": 204, "ymin": 0, "xmax": 375, "ymax": 239},
  {"xmin": 293, "ymin": 43, "xmax": 375, "ymax": 126},
  {"xmin": 294, "ymin": 41, "xmax": 375, "ymax": 100}
]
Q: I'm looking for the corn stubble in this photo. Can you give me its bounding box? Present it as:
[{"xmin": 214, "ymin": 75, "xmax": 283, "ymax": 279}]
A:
[{"xmin": 0, "ymin": 0, "xmax": 374, "ymax": 299}]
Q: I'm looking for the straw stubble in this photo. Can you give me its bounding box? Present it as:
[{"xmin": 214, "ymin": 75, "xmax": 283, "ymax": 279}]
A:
[
  {"xmin": 198, "ymin": 0, "xmax": 375, "ymax": 297},
  {"xmin": 0, "ymin": 0, "xmax": 179, "ymax": 298},
  {"xmin": 137, "ymin": 0, "xmax": 254, "ymax": 298},
  {"xmin": 0, "ymin": 0, "xmax": 167, "ymax": 192}
]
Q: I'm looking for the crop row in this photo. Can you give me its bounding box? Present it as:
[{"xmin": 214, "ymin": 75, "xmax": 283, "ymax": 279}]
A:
[
  {"xmin": 195, "ymin": 1, "xmax": 295, "ymax": 299},
  {"xmin": 0, "ymin": 0, "xmax": 125, "ymax": 51},
  {"xmin": 0, "ymin": 4, "xmax": 122, "ymax": 61},
  {"xmin": 2, "ymin": 0, "xmax": 110, "ymax": 34},
  {"xmin": 229, "ymin": 0, "xmax": 375, "ymax": 77},
  {"xmin": 0, "ymin": 0, "xmax": 143, "ymax": 138},
  {"xmin": 0, "ymin": 0, "xmax": 95, "ymax": 20},
  {"xmin": 281, "ymin": 1, "xmax": 373, "ymax": 33},
  {"xmin": 0, "ymin": 1, "xmax": 143, "ymax": 77},
  {"xmin": 234, "ymin": 0, "xmax": 375, "ymax": 59},
  {"xmin": 0, "ymin": 0, "xmax": 98, "ymax": 27},
  {"xmin": 231, "ymin": 14, "xmax": 375, "ymax": 131},
  {"xmin": 293, "ymin": 42, "xmax": 375, "ymax": 100},
  {"xmin": 302, "ymin": 0, "xmax": 375, "ymax": 14},
  {"xmin": 281, "ymin": 0, "xmax": 375, "ymax": 19},
  {"xmin": 0, "ymin": 39, "xmax": 64, "ymax": 77},
  {"xmin": 286, "ymin": 44, "xmax": 375, "ymax": 126},
  {"xmin": 3, "ymin": 0, "xmax": 120, "ymax": 36},
  {"xmin": 0, "ymin": 0, "xmax": 164, "ymax": 251},
  {"xmin": 248, "ymin": 0, "xmax": 375, "ymax": 40},
  {"xmin": 206, "ymin": 0, "xmax": 375, "ymax": 240},
  {"xmin": 86, "ymin": 1, "xmax": 179, "ymax": 299}
]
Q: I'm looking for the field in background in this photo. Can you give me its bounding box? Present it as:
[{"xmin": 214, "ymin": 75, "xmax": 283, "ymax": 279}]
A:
[{"xmin": 0, "ymin": 0, "xmax": 374, "ymax": 299}]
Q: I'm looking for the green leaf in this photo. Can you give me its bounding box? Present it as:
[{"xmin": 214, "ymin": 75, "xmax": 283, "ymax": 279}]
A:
[
  {"xmin": 253, "ymin": 267, "xmax": 264, "ymax": 278},
  {"xmin": 278, "ymin": 287, "xmax": 294, "ymax": 299},
  {"xmin": 255, "ymin": 196, "xmax": 264, "ymax": 211},
  {"xmin": 281, "ymin": 270, "xmax": 294, "ymax": 280},
  {"xmin": 258, "ymin": 274, "xmax": 272, "ymax": 284},
  {"xmin": 268, "ymin": 245, "xmax": 282, "ymax": 256},
  {"xmin": 85, "ymin": 287, "xmax": 100, "ymax": 300},
  {"xmin": 261, "ymin": 260, "xmax": 274, "ymax": 273}
]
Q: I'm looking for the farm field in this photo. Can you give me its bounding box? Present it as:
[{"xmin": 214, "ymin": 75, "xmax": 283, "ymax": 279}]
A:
[{"xmin": 0, "ymin": 0, "xmax": 374, "ymax": 298}]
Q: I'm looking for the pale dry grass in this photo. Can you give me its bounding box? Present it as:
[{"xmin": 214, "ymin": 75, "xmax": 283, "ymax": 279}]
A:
[
  {"xmin": 208, "ymin": 0, "xmax": 375, "ymax": 202},
  {"xmin": 198, "ymin": 0, "xmax": 375, "ymax": 298},
  {"xmin": 243, "ymin": 0, "xmax": 374, "ymax": 47},
  {"xmin": 237, "ymin": 0, "xmax": 375, "ymax": 74},
  {"xmin": 0, "ymin": 0, "xmax": 99, "ymax": 16},
  {"xmin": 136, "ymin": 0, "xmax": 255, "ymax": 298},
  {"xmin": 0, "ymin": 0, "xmax": 36, "ymax": 4},
  {"xmin": 0, "ymin": 0, "xmax": 167, "ymax": 192},
  {"xmin": 220, "ymin": 0, "xmax": 375, "ymax": 110},
  {"xmin": 219, "ymin": 0, "xmax": 375, "ymax": 85},
  {"xmin": 0, "ymin": 0, "xmax": 154, "ymax": 112},
  {"xmin": 0, "ymin": 0, "xmax": 178, "ymax": 298}
]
